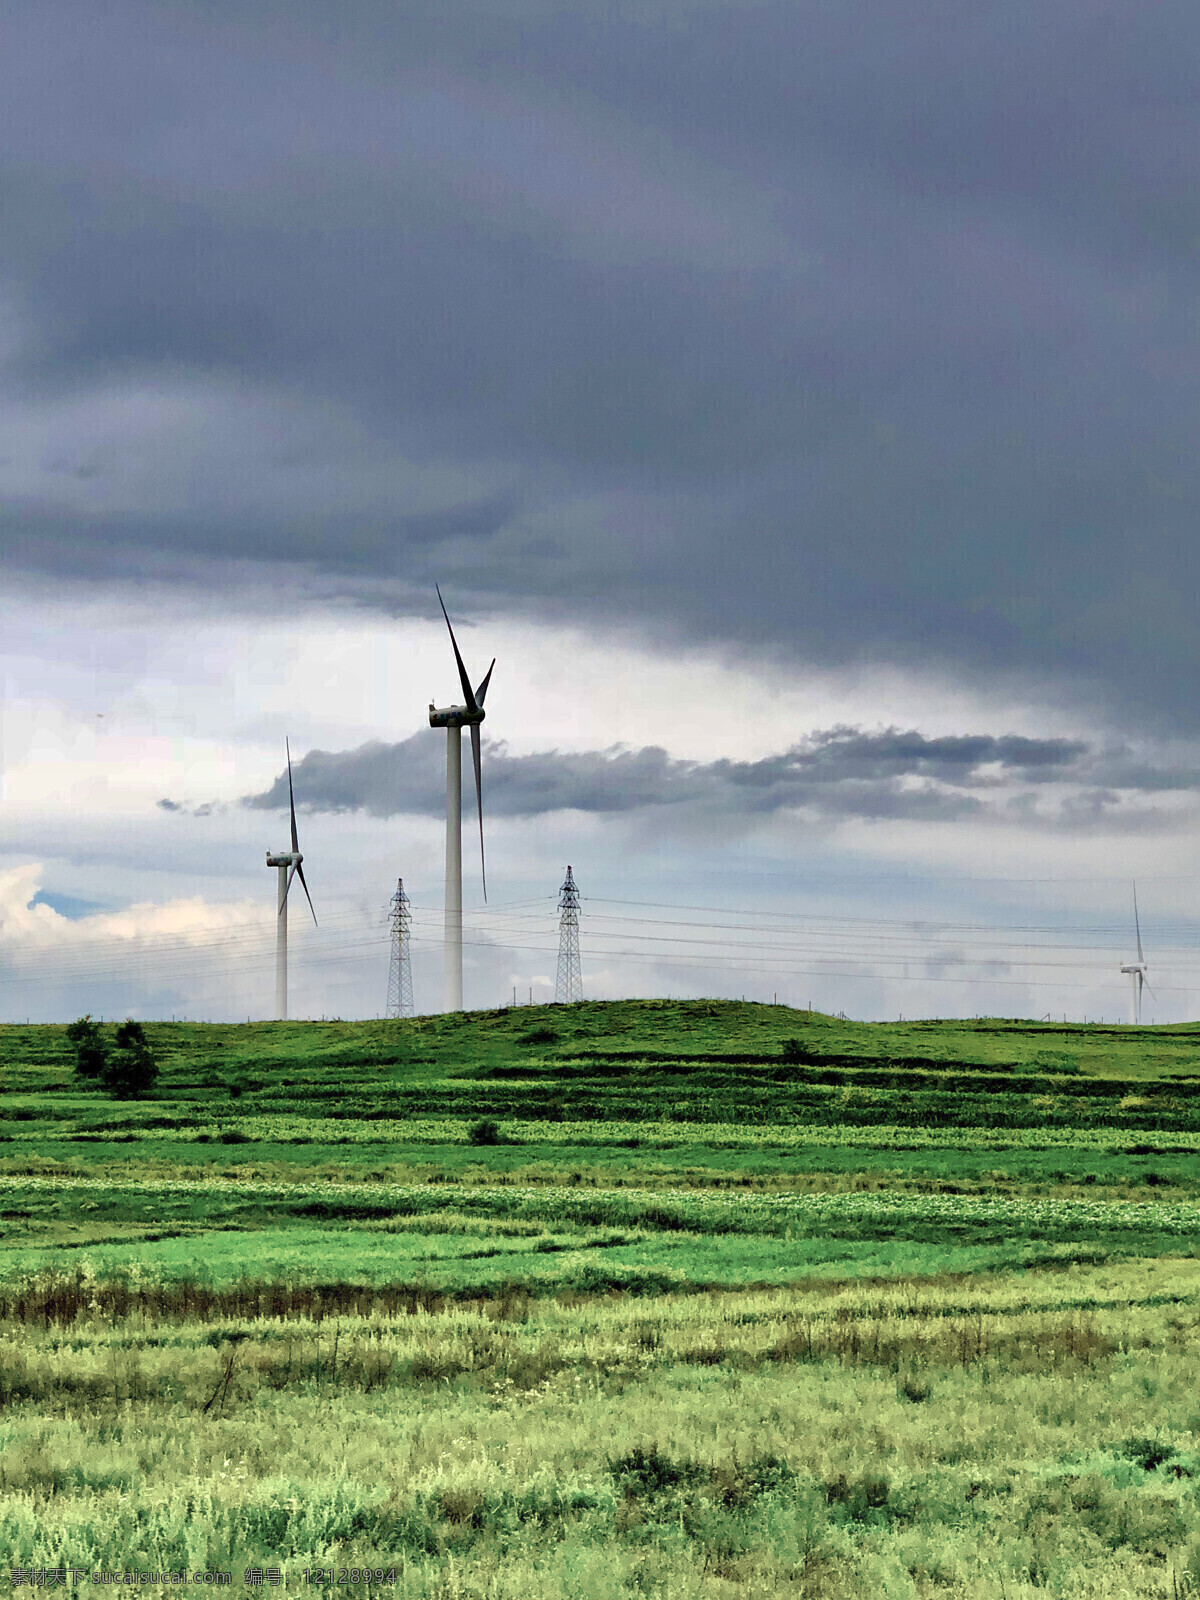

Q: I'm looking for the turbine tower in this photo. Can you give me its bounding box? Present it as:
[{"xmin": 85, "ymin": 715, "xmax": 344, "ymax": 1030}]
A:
[
  {"xmin": 1119, "ymin": 884, "xmax": 1153, "ymax": 1026},
  {"xmin": 265, "ymin": 739, "xmax": 317, "ymax": 1021},
  {"xmin": 555, "ymin": 865, "xmax": 583, "ymax": 1005},
  {"xmin": 386, "ymin": 877, "xmax": 415, "ymax": 1019},
  {"xmin": 428, "ymin": 587, "xmax": 494, "ymax": 1013}
]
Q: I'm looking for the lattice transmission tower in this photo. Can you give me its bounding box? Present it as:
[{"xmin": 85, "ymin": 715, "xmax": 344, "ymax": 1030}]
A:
[
  {"xmin": 555, "ymin": 865, "xmax": 583, "ymax": 1005},
  {"xmin": 386, "ymin": 878, "xmax": 415, "ymax": 1018}
]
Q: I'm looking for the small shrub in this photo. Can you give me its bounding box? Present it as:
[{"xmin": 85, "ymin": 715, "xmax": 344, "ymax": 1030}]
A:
[
  {"xmin": 66, "ymin": 1015, "xmax": 106, "ymax": 1079},
  {"xmin": 781, "ymin": 1039, "xmax": 808, "ymax": 1064},
  {"xmin": 101, "ymin": 1021, "xmax": 159, "ymax": 1099},
  {"xmin": 468, "ymin": 1118, "xmax": 501, "ymax": 1146},
  {"xmin": 218, "ymin": 1129, "xmax": 254, "ymax": 1144},
  {"xmin": 609, "ymin": 1444, "xmax": 706, "ymax": 1497},
  {"xmin": 825, "ymin": 1473, "xmax": 890, "ymax": 1518},
  {"xmin": 1118, "ymin": 1437, "xmax": 1177, "ymax": 1472},
  {"xmin": 102, "ymin": 1049, "xmax": 158, "ymax": 1098},
  {"xmin": 114, "ymin": 1018, "xmax": 148, "ymax": 1051},
  {"xmin": 519, "ymin": 1026, "xmax": 559, "ymax": 1045}
]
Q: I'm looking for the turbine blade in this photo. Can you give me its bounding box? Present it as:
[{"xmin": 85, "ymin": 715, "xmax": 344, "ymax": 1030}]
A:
[
  {"xmin": 470, "ymin": 721, "xmax": 486, "ymax": 902},
  {"xmin": 280, "ymin": 862, "xmax": 297, "ymax": 911},
  {"xmin": 474, "ymin": 658, "xmax": 495, "ymax": 708},
  {"xmin": 436, "ymin": 585, "xmax": 479, "ymax": 713},
  {"xmin": 295, "ymin": 862, "xmax": 318, "ymax": 926},
  {"xmin": 1134, "ymin": 883, "xmax": 1144, "ymax": 966},
  {"xmin": 287, "ymin": 739, "xmax": 299, "ymax": 853},
  {"xmin": 1142, "ymin": 976, "xmax": 1157, "ymax": 1002}
]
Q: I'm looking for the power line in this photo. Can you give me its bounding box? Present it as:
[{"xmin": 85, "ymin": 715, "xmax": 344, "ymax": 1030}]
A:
[
  {"xmin": 8, "ymin": 884, "xmax": 1200, "ymax": 1012},
  {"xmin": 586, "ymin": 896, "xmax": 1200, "ymax": 940}
]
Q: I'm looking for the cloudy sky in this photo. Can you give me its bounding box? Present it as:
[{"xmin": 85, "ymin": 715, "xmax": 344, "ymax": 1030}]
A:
[{"xmin": 5, "ymin": 0, "xmax": 1200, "ymax": 1022}]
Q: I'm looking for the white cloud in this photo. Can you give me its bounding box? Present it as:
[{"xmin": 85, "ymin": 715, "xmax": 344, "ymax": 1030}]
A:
[
  {"xmin": 0, "ymin": 862, "xmax": 257, "ymax": 944},
  {"xmin": 0, "ymin": 862, "xmax": 275, "ymax": 1021}
]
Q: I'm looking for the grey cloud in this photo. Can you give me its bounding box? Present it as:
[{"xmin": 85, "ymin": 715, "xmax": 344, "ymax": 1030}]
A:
[
  {"xmin": 239, "ymin": 725, "xmax": 1196, "ymax": 829},
  {"xmin": 6, "ymin": 1, "xmax": 1200, "ymax": 722},
  {"xmin": 158, "ymin": 799, "xmax": 224, "ymax": 819}
]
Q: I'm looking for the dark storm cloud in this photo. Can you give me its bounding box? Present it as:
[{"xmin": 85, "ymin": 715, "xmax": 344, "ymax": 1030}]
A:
[
  {"xmin": 7, "ymin": 1, "xmax": 1200, "ymax": 719},
  {"xmin": 236, "ymin": 725, "xmax": 1198, "ymax": 829}
]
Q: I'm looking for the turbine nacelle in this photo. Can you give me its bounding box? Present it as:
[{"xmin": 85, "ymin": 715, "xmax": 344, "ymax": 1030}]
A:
[
  {"xmin": 266, "ymin": 850, "xmax": 302, "ymax": 867},
  {"xmin": 429, "ymin": 702, "xmax": 485, "ymax": 729}
]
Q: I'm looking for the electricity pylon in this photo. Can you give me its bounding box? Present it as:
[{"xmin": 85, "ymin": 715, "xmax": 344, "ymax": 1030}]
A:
[
  {"xmin": 387, "ymin": 878, "xmax": 414, "ymax": 1018},
  {"xmin": 555, "ymin": 865, "xmax": 582, "ymax": 1005}
]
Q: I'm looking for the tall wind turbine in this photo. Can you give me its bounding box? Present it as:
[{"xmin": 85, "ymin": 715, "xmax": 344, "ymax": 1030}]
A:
[
  {"xmin": 265, "ymin": 739, "xmax": 317, "ymax": 1021},
  {"xmin": 1119, "ymin": 884, "xmax": 1153, "ymax": 1026},
  {"xmin": 428, "ymin": 587, "xmax": 494, "ymax": 1014}
]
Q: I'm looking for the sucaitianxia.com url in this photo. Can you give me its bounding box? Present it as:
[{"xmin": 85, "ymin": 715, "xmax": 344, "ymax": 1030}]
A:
[{"xmin": 11, "ymin": 1574, "xmax": 236, "ymax": 1587}]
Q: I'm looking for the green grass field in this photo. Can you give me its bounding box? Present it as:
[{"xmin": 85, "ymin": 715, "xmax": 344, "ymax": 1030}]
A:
[{"xmin": 3, "ymin": 1000, "xmax": 1200, "ymax": 1597}]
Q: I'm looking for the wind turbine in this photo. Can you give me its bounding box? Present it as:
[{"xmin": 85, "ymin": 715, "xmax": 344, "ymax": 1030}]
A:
[
  {"xmin": 265, "ymin": 739, "xmax": 317, "ymax": 1021},
  {"xmin": 1119, "ymin": 884, "xmax": 1152, "ymax": 1026},
  {"xmin": 428, "ymin": 587, "xmax": 494, "ymax": 1013}
]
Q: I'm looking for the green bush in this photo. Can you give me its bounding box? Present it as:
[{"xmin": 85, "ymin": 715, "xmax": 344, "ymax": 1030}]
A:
[
  {"xmin": 101, "ymin": 1020, "xmax": 159, "ymax": 1099},
  {"xmin": 468, "ymin": 1118, "xmax": 501, "ymax": 1146},
  {"xmin": 608, "ymin": 1444, "xmax": 707, "ymax": 1496},
  {"xmin": 65, "ymin": 1015, "xmax": 107, "ymax": 1079},
  {"xmin": 114, "ymin": 1018, "xmax": 148, "ymax": 1051},
  {"xmin": 1117, "ymin": 1436, "xmax": 1177, "ymax": 1472}
]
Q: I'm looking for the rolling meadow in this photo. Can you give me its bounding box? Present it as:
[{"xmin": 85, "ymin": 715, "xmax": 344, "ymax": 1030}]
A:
[{"xmin": 3, "ymin": 1000, "xmax": 1200, "ymax": 1597}]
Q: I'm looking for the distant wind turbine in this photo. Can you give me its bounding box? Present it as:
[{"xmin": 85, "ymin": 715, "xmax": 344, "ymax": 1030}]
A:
[
  {"xmin": 429, "ymin": 587, "xmax": 494, "ymax": 1014},
  {"xmin": 265, "ymin": 739, "xmax": 317, "ymax": 1021},
  {"xmin": 1119, "ymin": 884, "xmax": 1153, "ymax": 1026}
]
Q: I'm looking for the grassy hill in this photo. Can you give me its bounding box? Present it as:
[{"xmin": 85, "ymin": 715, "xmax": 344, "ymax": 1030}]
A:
[
  {"xmin": 3, "ymin": 1002, "xmax": 1200, "ymax": 1594},
  {"xmin": 9, "ymin": 996, "xmax": 1200, "ymax": 1080},
  {"xmin": 6, "ymin": 996, "xmax": 1200, "ymax": 1104},
  {"xmin": 4, "ymin": 1000, "xmax": 1200, "ymax": 1169},
  {"xmin": 1, "ymin": 998, "xmax": 1198, "ymax": 1283}
]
